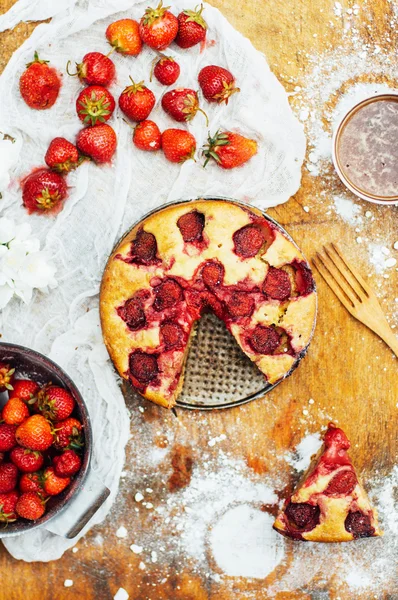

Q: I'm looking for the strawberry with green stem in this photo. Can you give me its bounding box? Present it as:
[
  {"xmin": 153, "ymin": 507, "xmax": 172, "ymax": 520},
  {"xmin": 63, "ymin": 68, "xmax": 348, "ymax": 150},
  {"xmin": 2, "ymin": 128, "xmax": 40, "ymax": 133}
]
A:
[
  {"xmin": 22, "ymin": 169, "xmax": 68, "ymax": 214},
  {"xmin": 139, "ymin": 1, "xmax": 178, "ymax": 50},
  {"xmin": 19, "ymin": 52, "xmax": 61, "ymax": 110},
  {"xmin": 175, "ymin": 4, "xmax": 207, "ymax": 48},
  {"xmin": 0, "ymin": 490, "xmax": 19, "ymax": 523},
  {"xmin": 66, "ymin": 52, "xmax": 115, "ymax": 87},
  {"xmin": 76, "ymin": 85, "xmax": 115, "ymax": 126},
  {"xmin": 45, "ymin": 138, "xmax": 81, "ymax": 173},
  {"xmin": 119, "ymin": 79, "xmax": 156, "ymax": 123},
  {"xmin": 203, "ymin": 130, "xmax": 258, "ymax": 169},
  {"xmin": 161, "ymin": 88, "xmax": 208, "ymax": 125}
]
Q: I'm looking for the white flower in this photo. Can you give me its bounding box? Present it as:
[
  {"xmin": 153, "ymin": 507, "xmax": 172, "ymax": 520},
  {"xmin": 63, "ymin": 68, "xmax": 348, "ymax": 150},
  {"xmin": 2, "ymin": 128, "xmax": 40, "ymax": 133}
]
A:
[{"xmin": 0, "ymin": 217, "xmax": 57, "ymax": 309}]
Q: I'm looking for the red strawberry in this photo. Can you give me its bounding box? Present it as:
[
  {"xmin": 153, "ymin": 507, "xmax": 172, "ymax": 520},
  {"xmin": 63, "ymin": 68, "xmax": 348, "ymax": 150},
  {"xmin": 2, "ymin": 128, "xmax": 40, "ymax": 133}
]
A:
[
  {"xmin": 45, "ymin": 137, "xmax": 80, "ymax": 173},
  {"xmin": 10, "ymin": 447, "xmax": 44, "ymax": 473},
  {"xmin": 129, "ymin": 229, "xmax": 159, "ymax": 265},
  {"xmin": 325, "ymin": 470, "xmax": 357, "ymax": 496},
  {"xmin": 201, "ymin": 261, "xmax": 224, "ymax": 288},
  {"xmin": 53, "ymin": 450, "xmax": 82, "ymax": 478},
  {"xmin": 198, "ymin": 65, "xmax": 239, "ymax": 104},
  {"xmin": 153, "ymin": 278, "xmax": 183, "ymax": 311},
  {"xmin": 294, "ymin": 260, "xmax": 315, "ymax": 296},
  {"xmin": 54, "ymin": 418, "xmax": 83, "ymax": 450},
  {"xmin": 106, "ymin": 19, "xmax": 142, "ymax": 56},
  {"xmin": 233, "ymin": 225, "xmax": 265, "ymax": 258},
  {"xmin": 175, "ymin": 5, "xmax": 207, "ymax": 48},
  {"xmin": 19, "ymin": 52, "xmax": 61, "ymax": 110},
  {"xmin": 133, "ymin": 120, "xmax": 162, "ymax": 152},
  {"xmin": 9, "ymin": 379, "xmax": 40, "ymax": 402},
  {"xmin": 37, "ymin": 385, "xmax": 75, "ymax": 421},
  {"xmin": 160, "ymin": 322, "xmax": 184, "ymax": 350},
  {"xmin": 248, "ymin": 325, "xmax": 281, "ymax": 355},
  {"xmin": 118, "ymin": 297, "xmax": 147, "ymax": 331},
  {"xmin": 139, "ymin": 1, "xmax": 178, "ymax": 50},
  {"xmin": 0, "ymin": 424, "xmax": 17, "ymax": 452},
  {"xmin": 76, "ymin": 85, "xmax": 115, "ymax": 126},
  {"xmin": 16, "ymin": 415, "xmax": 54, "ymax": 451},
  {"xmin": 203, "ymin": 130, "xmax": 258, "ymax": 169},
  {"xmin": 226, "ymin": 292, "xmax": 254, "ymax": 319},
  {"xmin": 119, "ymin": 79, "xmax": 156, "ymax": 123},
  {"xmin": 0, "ymin": 363, "xmax": 15, "ymax": 392},
  {"xmin": 263, "ymin": 267, "xmax": 291, "ymax": 301},
  {"xmin": 19, "ymin": 472, "xmax": 46, "ymax": 496},
  {"xmin": 345, "ymin": 511, "xmax": 374, "ymax": 538},
  {"xmin": 16, "ymin": 492, "xmax": 45, "ymax": 520},
  {"xmin": 177, "ymin": 210, "xmax": 205, "ymax": 242},
  {"xmin": 2, "ymin": 398, "xmax": 29, "ymax": 426},
  {"xmin": 66, "ymin": 52, "xmax": 115, "ymax": 87},
  {"xmin": 0, "ymin": 490, "xmax": 19, "ymax": 522},
  {"xmin": 0, "ymin": 463, "xmax": 18, "ymax": 493},
  {"xmin": 43, "ymin": 466, "xmax": 70, "ymax": 496},
  {"xmin": 76, "ymin": 123, "xmax": 117, "ymax": 163},
  {"xmin": 152, "ymin": 56, "xmax": 180, "ymax": 86},
  {"xmin": 162, "ymin": 128, "xmax": 196, "ymax": 163},
  {"xmin": 22, "ymin": 168, "xmax": 67, "ymax": 214},
  {"xmin": 161, "ymin": 88, "xmax": 207, "ymax": 124},
  {"xmin": 0, "ymin": 453, "xmax": 4, "ymax": 464},
  {"xmin": 285, "ymin": 502, "xmax": 320, "ymax": 530},
  {"xmin": 129, "ymin": 352, "xmax": 159, "ymax": 385}
]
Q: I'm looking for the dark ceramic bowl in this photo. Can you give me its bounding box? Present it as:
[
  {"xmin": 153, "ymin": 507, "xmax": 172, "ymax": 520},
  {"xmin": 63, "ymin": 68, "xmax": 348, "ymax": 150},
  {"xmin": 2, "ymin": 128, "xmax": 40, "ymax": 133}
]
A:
[{"xmin": 0, "ymin": 343, "xmax": 92, "ymax": 538}]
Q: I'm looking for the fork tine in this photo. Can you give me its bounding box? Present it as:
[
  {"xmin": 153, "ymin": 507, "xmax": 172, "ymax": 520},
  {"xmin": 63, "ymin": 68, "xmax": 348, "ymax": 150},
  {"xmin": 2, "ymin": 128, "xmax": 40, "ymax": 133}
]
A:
[
  {"xmin": 312, "ymin": 254, "xmax": 356, "ymax": 314},
  {"xmin": 331, "ymin": 243, "xmax": 371, "ymax": 298},
  {"xmin": 319, "ymin": 246, "xmax": 360, "ymax": 306}
]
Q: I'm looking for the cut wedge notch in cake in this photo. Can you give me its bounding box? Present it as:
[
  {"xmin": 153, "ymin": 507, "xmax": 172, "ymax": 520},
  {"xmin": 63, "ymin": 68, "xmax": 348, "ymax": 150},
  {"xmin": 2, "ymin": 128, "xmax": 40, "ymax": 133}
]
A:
[
  {"xmin": 100, "ymin": 199, "xmax": 317, "ymax": 408},
  {"xmin": 273, "ymin": 423, "xmax": 382, "ymax": 542}
]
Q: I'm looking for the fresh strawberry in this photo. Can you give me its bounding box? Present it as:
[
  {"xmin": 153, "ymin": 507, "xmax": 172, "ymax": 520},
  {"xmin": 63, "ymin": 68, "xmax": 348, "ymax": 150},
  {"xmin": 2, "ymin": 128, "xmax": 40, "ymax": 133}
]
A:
[
  {"xmin": 19, "ymin": 472, "xmax": 46, "ymax": 496},
  {"xmin": 37, "ymin": 385, "xmax": 75, "ymax": 422},
  {"xmin": 152, "ymin": 55, "xmax": 180, "ymax": 86},
  {"xmin": 0, "ymin": 363, "xmax": 15, "ymax": 392},
  {"xmin": 133, "ymin": 120, "xmax": 162, "ymax": 151},
  {"xmin": 76, "ymin": 123, "xmax": 117, "ymax": 163},
  {"xmin": 53, "ymin": 450, "xmax": 82, "ymax": 478},
  {"xmin": 45, "ymin": 137, "xmax": 80, "ymax": 173},
  {"xmin": 76, "ymin": 85, "xmax": 115, "ymax": 126},
  {"xmin": 43, "ymin": 466, "xmax": 70, "ymax": 496},
  {"xmin": 175, "ymin": 4, "xmax": 207, "ymax": 48},
  {"xmin": 0, "ymin": 490, "xmax": 19, "ymax": 522},
  {"xmin": 139, "ymin": 1, "xmax": 178, "ymax": 50},
  {"xmin": 22, "ymin": 168, "xmax": 68, "ymax": 214},
  {"xmin": 66, "ymin": 52, "xmax": 115, "ymax": 87},
  {"xmin": 54, "ymin": 418, "xmax": 83, "ymax": 450},
  {"xmin": 106, "ymin": 19, "xmax": 142, "ymax": 56},
  {"xmin": 16, "ymin": 492, "xmax": 45, "ymax": 520},
  {"xmin": 119, "ymin": 79, "xmax": 156, "ymax": 123},
  {"xmin": 203, "ymin": 130, "xmax": 257, "ymax": 169},
  {"xmin": 0, "ymin": 424, "xmax": 17, "ymax": 452},
  {"xmin": 161, "ymin": 88, "xmax": 207, "ymax": 124},
  {"xmin": 2, "ymin": 398, "xmax": 29, "ymax": 426},
  {"xmin": 198, "ymin": 65, "xmax": 239, "ymax": 104},
  {"xmin": 10, "ymin": 447, "xmax": 44, "ymax": 473},
  {"xmin": 19, "ymin": 52, "xmax": 61, "ymax": 110},
  {"xmin": 0, "ymin": 463, "xmax": 18, "ymax": 493},
  {"xmin": 16, "ymin": 415, "xmax": 54, "ymax": 451},
  {"xmin": 162, "ymin": 128, "xmax": 196, "ymax": 163},
  {"xmin": 9, "ymin": 379, "xmax": 40, "ymax": 402}
]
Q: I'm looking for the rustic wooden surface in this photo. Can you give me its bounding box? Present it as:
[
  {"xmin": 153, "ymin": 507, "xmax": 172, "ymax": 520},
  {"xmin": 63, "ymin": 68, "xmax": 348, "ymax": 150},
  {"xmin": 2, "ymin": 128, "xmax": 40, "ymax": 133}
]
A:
[{"xmin": 0, "ymin": 0, "xmax": 397, "ymax": 598}]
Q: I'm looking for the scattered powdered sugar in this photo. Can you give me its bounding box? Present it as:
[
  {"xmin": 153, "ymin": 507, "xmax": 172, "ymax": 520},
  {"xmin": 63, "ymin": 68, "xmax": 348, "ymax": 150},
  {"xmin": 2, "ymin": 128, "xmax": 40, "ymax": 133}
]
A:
[
  {"xmin": 333, "ymin": 195, "xmax": 363, "ymax": 225},
  {"xmin": 368, "ymin": 243, "xmax": 397, "ymax": 274},
  {"xmin": 285, "ymin": 432, "xmax": 323, "ymax": 471}
]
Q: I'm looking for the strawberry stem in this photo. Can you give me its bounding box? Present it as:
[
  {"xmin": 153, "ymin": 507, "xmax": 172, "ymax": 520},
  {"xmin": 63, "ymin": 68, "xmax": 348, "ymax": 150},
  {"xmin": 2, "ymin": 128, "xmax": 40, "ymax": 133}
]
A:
[{"xmin": 65, "ymin": 60, "xmax": 78, "ymax": 77}]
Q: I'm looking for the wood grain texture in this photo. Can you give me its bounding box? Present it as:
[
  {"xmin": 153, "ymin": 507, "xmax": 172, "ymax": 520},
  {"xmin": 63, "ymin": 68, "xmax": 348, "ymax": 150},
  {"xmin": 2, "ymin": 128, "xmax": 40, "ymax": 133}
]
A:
[{"xmin": 0, "ymin": 0, "xmax": 397, "ymax": 598}]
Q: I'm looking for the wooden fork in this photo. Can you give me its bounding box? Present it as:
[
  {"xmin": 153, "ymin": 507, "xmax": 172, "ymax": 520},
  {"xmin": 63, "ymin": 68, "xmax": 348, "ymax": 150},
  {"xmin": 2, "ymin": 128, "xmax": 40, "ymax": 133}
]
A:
[{"xmin": 312, "ymin": 243, "xmax": 398, "ymax": 357}]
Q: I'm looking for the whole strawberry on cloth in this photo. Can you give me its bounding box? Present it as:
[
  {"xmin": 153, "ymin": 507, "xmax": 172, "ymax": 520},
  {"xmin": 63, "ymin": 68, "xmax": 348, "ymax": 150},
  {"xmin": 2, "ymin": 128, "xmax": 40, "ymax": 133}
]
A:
[
  {"xmin": 161, "ymin": 88, "xmax": 208, "ymax": 124},
  {"xmin": 119, "ymin": 79, "xmax": 156, "ymax": 122},
  {"xmin": 175, "ymin": 4, "xmax": 207, "ymax": 48},
  {"xmin": 106, "ymin": 19, "xmax": 142, "ymax": 56},
  {"xmin": 76, "ymin": 123, "xmax": 117, "ymax": 163},
  {"xmin": 140, "ymin": 1, "xmax": 179, "ymax": 50},
  {"xmin": 151, "ymin": 56, "xmax": 180, "ymax": 86},
  {"xmin": 45, "ymin": 138, "xmax": 80, "ymax": 173},
  {"xmin": 162, "ymin": 128, "xmax": 196, "ymax": 163},
  {"xmin": 19, "ymin": 52, "xmax": 61, "ymax": 110},
  {"xmin": 203, "ymin": 130, "xmax": 257, "ymax": 169},
  {"xmin": 22, "ymin": 168, "xmax": 68, "ymax": 214},
  {"xmin": 76, "ymin": 85, "xmax": 115, "ymax": 126},
  {"xmin": 133, "ymin": 120, "xmax": 162, "ymax": 152},
  {"xmin": 66, "ymin": 52, "xmax": 115, "ymax": 87},
  {"xmin": 198, "ymin": 65, "xmax": 240, "ymax": 104}
]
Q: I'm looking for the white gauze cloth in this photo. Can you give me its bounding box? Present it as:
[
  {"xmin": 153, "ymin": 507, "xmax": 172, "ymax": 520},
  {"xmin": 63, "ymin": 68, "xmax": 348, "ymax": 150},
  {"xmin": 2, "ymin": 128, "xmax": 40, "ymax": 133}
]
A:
[{"xmin": 0, "ymin": 0, "xmax": 305, "ymax": 562}]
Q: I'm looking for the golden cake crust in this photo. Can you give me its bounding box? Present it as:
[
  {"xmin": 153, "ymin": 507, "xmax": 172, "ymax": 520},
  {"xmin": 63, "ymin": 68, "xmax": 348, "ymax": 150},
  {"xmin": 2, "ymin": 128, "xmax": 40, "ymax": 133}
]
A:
[{"xmin": 100, "ymin": 199, "xmax": 317, "ymax": 407}]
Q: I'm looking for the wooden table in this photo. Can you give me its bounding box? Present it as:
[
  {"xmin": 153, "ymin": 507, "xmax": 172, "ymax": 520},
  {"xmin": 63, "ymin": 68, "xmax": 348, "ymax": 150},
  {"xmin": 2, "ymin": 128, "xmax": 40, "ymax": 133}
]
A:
[{"xmin": 0, "ymin": 0, "xmax": 397, "ymax": 598}]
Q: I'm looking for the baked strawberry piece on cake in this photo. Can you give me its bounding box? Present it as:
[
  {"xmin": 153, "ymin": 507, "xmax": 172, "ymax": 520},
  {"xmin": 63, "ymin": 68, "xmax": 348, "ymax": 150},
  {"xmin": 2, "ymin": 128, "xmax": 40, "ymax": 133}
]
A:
[
  {"xmin": 273, "ymin": 423, "xmax": 382, "ymax": 542},
  {"xmin": 100, "ymin": 199, "xmax": 317, "ymax": 408}
]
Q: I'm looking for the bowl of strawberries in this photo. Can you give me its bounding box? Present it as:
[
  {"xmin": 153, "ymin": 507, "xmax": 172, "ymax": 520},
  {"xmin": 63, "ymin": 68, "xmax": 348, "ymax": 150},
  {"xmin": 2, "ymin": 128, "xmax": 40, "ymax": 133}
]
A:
[{"xmin": 0, "ymin": 342, "xmax": 99, "ymax": 538}]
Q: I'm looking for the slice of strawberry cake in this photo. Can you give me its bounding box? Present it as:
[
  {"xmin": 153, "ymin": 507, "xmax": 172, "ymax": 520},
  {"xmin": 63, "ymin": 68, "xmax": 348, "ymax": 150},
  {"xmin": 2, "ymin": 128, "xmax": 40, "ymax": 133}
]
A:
[{"xmin": 100, "ymin": 199, "xmax": 317, "ymax": 408}]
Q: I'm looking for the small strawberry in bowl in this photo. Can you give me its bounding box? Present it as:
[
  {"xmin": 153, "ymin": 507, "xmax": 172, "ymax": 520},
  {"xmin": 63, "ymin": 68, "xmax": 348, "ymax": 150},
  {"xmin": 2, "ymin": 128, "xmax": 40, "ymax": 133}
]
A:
[
  {"xmin": 203, "ymin": 130, "xmax": 258, "ymax": 169},
  {"xmin": 66, "ymin": 52, "xmax": 115, "ymax": 87},
  {"xmin": 139, "ymin": 1, "xmax": 178, "ymax": 50},
  {"xmin": 19, "ymin": 472, "xmax": 47, "ymax": 497},
  {"xmin": 106, "ymin": 19, "xmax": 142, "ymax": 56},
  {"xmin": 162, "ymin": 128, "xmax": 196, "ymax": 163},
  {"xmin": 198, "ymin": 65, "xmax": 240, "ymax": 104},
  {"xmin": 0, "ymin": 424, "xmax": 17, "ymax": 453},
  {"xmin": 0, "ymin": 463, "xmax": 18, "ymax": 493},
  {"xmin": 43, "ymin": 467, "xmax": 70, "ymax": 496},
  {"xmin": 152, "ymin": 55, "xmax": 180, "ymax": 86},
  {"xmin": 9, "ymin": 379, "xmax": 40, "ymax": 403},
  {"xmin": 16, "ymin": 414, "xmax": 54, "ymax": 452},
  {"xmin": 19, "ymin": 52, "xmax": 61, "ymax": 110},
  {"xmin": 0, "ymin": 490, "xmax": 19, "ymax": 523},
  {"xmin": 15, "ymin": 492, "xmax": 45, "ymax": 521},
  {"xmin": 76, "ymin": 85, "xmax": 115, "ymax": 126},
  {"xmin": 161, "ymin": 88, "xmax": 208, "ymax": 124},
  {"xmin": 133, "ymin": 120, "xmax": 162, "ymax": 152},
  {"xmin": 119, "ymin": 79, "xmax": 156, "ymax": 123},
  {"xmin": 76, "ymin": 123, "xmax": 117, "ymax": 164},
  {"xmin": 2, "ymin": 398, "xmax": 29, "ymax": 426},
  {"xmin": 45, "ymin": 138, "xmax": 80, "ymax": 173},
  {"xmin": 175, "ymin": 4, "xmax": 207, "ymax": 49},
  {"xmin": 37, "ymin": 385, "xmax": 75, "ymax": 421},
  {"xmin": 54, "ymin": 417, "xmax": 83, "ymax": 451},
  {"xmin": 22, "ymin": 168, "xmax": 68, "ymax": 215},
  {"xmin": 0, "ymin": 362, "xmax": 15, "ymax": 392},
  {"xmin": 10, "ymin": 447, "xmax": 44, "ymax": 473},
  {"xmin": 53, "ymin": 450, "xmax": 82, "ymax": 478}
]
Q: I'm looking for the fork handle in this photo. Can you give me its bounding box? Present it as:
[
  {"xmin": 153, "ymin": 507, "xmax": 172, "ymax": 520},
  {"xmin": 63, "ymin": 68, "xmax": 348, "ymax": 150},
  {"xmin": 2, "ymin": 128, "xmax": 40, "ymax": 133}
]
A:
[{"xmin": 377, "ymin": 323, "xmax": 398, "ymax": 357}]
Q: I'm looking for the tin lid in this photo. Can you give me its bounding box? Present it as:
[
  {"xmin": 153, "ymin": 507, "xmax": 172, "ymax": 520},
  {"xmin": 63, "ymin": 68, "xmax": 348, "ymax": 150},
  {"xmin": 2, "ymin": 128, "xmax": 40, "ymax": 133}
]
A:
[{"xmin": 332, "ymin": 93, "xmax": 398, "ymax": 205}]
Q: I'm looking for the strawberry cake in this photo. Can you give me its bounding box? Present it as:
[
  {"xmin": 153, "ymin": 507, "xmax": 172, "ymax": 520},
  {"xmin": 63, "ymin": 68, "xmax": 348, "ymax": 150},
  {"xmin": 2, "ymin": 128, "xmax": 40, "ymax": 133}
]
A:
[
  {"xmin": 100, "ymin": 199, "xmax": 317, "ymax": 408},
  {"xmin": 273, "ymin": 423, "xmax": 382, "ymax": 542}
]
